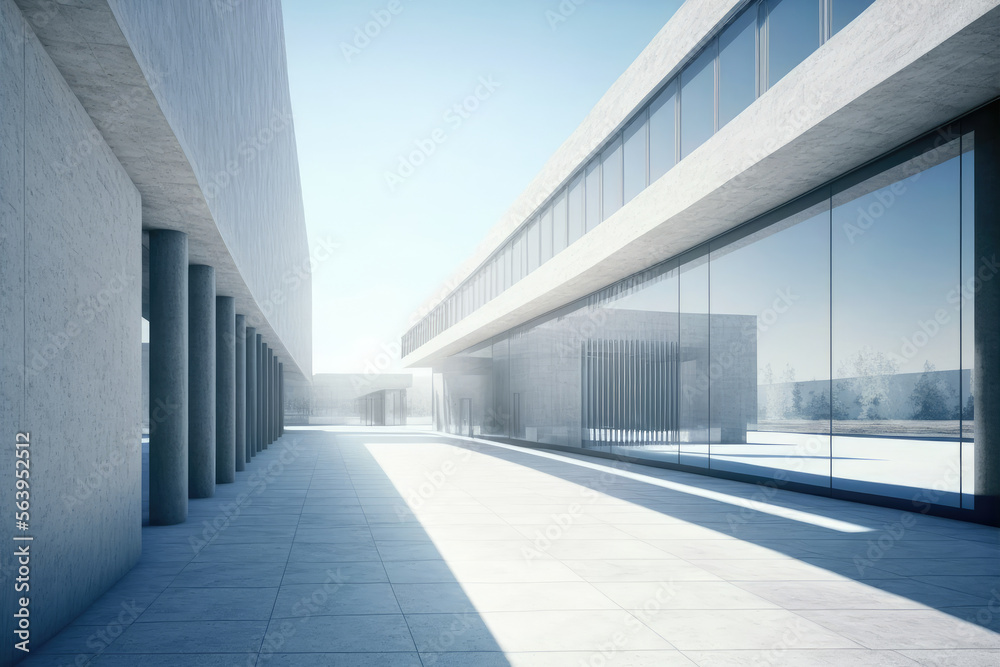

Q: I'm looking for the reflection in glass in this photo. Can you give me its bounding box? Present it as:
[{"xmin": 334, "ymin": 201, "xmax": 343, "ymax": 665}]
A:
[
  {"xmin": 602, "ymin": 135, "xmax": 623, "ymax": 221},
  {"xmin": 649, "ymin": 81, "xmax": 677, "ymax": 183},
  {"xmin": 553, "ymin": 188, "xmax": 568, "ymax": 255},
  {"xmin": 833, "ymin": 0, "xmax": 875, "ymax": 34},
  {"xmin": 588, "ymin": 266, "xmax": 681, "ymax": 464},
  {"xmin": 491, "ymin": 337, "xmax": 510, "ymax": 436},
  {"xmin": 961, "ymin": 133, "xmax": 975, "ymax": 507},
  {"xmin": 681, "ymin": 43, "xmax": 717, "ymax": 159},
  {"xmin": 679, "ymin": 254, "xmax": 710, "ymax": 467},
  {"xmin": 766, "ymin": 0, "xmax": 820, "ymax": 87},
  {"xmin": 719, "ymin": 6, "xmax": 757, "ymax": 128},
  {"xmin": 568, "ymin": 173, "xmax": 585, "ymax": 245},
  {"xmin": 623, "ymin": 110, "xmax": 647, "ymax": 204},
  {"xmin": 832, "ymin": 138, "xmax": 962, "ymax": 505},
  {"xmin": 585, "ymin": 158, "xmax": 601, "ymax": 233},
  {"xmin": 710, "ymin": 201, "xmax": 831, "ymax": 485}
]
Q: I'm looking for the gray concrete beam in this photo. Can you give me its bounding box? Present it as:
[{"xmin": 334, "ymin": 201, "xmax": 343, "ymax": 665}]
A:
[
  {"xmin": 149, "ymin": 229, "xmax": 188, "ymax": 525},
  {"xmin": 189, "ymin": 264, "xmax": 216, "ymax": 499},
  {"xmin": 216, "ymin": 296, "xmax": 236, "ymax": 484}
]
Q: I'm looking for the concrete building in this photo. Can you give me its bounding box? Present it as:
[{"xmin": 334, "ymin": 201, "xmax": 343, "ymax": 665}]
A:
[
  {"xmin": 403, "ymin": 0, "xmax": 1000, "ymax": 526},
  {"xmin": 286, "ymin": 373, "xmax": 422, "ymax": 425},
  {"xmin": 0, "ymin": 0, "xmax": 310, "ymax": 661}
]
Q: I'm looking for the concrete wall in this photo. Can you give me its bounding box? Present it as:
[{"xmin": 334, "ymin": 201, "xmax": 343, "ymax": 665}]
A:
[
  {"xmin": 106, "ymin": 0, "xmax": 311, "ymax": 377},
  {"xmin": 0, "ymin": 0, "xmax": 142, "ymax": 661}
]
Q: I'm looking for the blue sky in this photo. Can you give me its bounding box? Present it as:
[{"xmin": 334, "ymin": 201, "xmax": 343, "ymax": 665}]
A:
[{"xmin": 281, "ymin": 0, "xmax": 682, "ymax": 374}]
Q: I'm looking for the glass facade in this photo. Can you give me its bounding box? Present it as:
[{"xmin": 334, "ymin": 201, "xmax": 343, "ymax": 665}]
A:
[
  {"xmin": 681, "ymin": 45, "xmax": 717, "ymax": 159},
  {"xmin": 431, "ymin": 120, "xmax": 980, "ymax": 513},
  {"xmin": 403, "ymin": 0, "xmax": 879, "ymax": 358}
]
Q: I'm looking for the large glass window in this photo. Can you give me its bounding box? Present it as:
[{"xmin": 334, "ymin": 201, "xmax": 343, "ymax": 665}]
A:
[
  {"xmin": 678, "ymin": 253, "xmax": 710, "ymax": 467},
  {"xmin": 709, "ymin": 198, "xmax": 831, "ymax": 485},
  {"xmin": 568, "ymin": 173, "xmax": 585, "ymax": 245},
  {"xmin": 649, "ymin": 81, "xmax": 677, "ymax": 183},
  {"xmin": 961, "ymin": 132, "xmax": 975, "ymax": 508},
  {"xmin": 585, "ymin": 158, "xmax": 601, "ymax": 232},
  {"xmin": 680, "ymin": 43, "xmax": 717, "ymax": 159},
  {"xmin": 427, "ymin": 117, "xmax": 982, "ymax": 518},
  {"xmin": 766, "ymin": 0, "xmax": 820, "ymax": 87},
  {"xmin": 512, "ymin": 231, "xmax": 525, "ymax": 284},
  {"xmin": 831, "ymin": 137, "xmax": 963, "ymax": 505},
  {"xmin": 602, "ymin": 135, "xmax": 623, "ymax": 221},
  {"xmin": 527, "ymin": 217, "xmax": 540, "ymax": 273},
  {"xmin": 719, "ymin": 6, "xmax": 757, "ymax": 128},
  {"xmin": 832, "ymin": 0, "xmax": 875, "ymax": 35},
  {"xmin": 623, "ymin": 110, "xmax": 647, "ymax": 204},
  {"xmin": 553, "ymin": 188, "xmax": 569, "ymax": 254},
  {"xmin": 502, "ymin": 241, "xmax": 511, "ymax": 290},
  {"xmin": 540, "ymin": 205, "xmax": 553, "ymax": 264}
]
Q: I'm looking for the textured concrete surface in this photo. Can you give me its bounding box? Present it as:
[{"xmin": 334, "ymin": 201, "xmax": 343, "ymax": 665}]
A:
[
  {"xmin": 13, "ymin": 0, "xmax": 312, "ymax": 381},
  {"xmin": 18, "ymin": 429, "xmax": 1000, "ymax": 666},
  {"xmin": 1, "ymin": 0, "xmax": 142, "ymax": 661},
  {"xmin": 216, "ymin": 296, "xmax": 236, "ymax": 484},
  {"xmin": 236, "ymin": 314, "xmax": 247, "ymax": 472},
  {"xmin": 247, "ymin": 327, "xmax": 258, "ymax": 460},
  {"xmin": 259, "ymin": 338, "xmax": 267, "ymax": 450},
  {"xmin": 149, "ymin": 230, "xmax": 189, "ymax": 527},
  {"xmin": 404, "ymin": 0, "xmax": 1000, "ymax": 366},
  {"xmin": 975, "ymin": 107, "xmax": 1000, "ymax": 509},
  {"xmin": 189, "ymin": 265, "xmax": 216, "ymax": 499}
]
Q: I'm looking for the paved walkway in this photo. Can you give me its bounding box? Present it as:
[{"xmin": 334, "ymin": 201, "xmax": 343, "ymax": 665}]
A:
[{"xmin": 23, "ymin": 429, "xmax": 1000, "ymax": 666}]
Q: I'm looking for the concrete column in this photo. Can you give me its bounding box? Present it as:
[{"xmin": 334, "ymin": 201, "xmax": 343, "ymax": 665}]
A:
[
  {"xmin": 235, "ymin": 314, "xmax": 246, "ymax": 472},
  {"xmin": 246, "ymin": 326, "xmax": 257, "ymax": 460},
  {"xmin": 216, "ymin": 296, "xmax": 236, "ymax": 484},
  {"xmin": 279, "ymin": 362, "xmax": 284, "ymax": 436},
  {"xmin": 148, "ymin": 230, "xmax": 188, "ymax": 526},
  {"xmin": 189, "ymin": 265, "xmax": 216, "ymax": 499},
  {"xmin": 257, "ymin": 336, "xmax": 265, "ymax": 450},
  {"xmin": 270, "ymin": 355, "xmax": 277, "ymax": 441},
  {"xmin": 975, "ymin": 102, "xmax": 1000, "ymax": 525},
  {"xmin": 268, "ymin": 348, "xmax": 276, "ymax": 443}
]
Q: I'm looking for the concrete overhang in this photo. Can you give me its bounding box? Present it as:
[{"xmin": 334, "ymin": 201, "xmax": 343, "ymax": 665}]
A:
[
  {"xmin": 15, "ymin": 0, "xmax": 310, "ymax": 381},
  {"xmin": 403, "ymin": 0, "xmax": 1000, "ymax": 367}
]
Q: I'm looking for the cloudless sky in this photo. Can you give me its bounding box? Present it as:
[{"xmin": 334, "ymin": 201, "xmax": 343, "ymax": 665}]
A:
[{"xmin": 281, "ymin": 0, "xmax": 682, "ymax": 375}]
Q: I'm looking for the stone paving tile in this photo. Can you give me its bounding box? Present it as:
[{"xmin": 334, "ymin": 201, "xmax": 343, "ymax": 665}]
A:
[{"xmin": 22, "ymin": 429, "xmax": 1000, "ymax": 666}]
